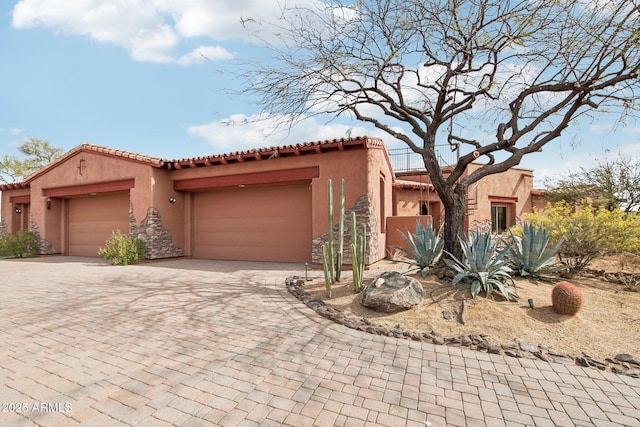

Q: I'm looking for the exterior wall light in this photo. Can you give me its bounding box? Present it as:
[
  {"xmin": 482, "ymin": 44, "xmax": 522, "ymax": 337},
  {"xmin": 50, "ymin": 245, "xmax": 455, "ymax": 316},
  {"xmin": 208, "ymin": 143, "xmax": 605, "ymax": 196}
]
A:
[
  {"xmin": 169, "ymin": 197, "xmax": 177, "ymax": 203},
  {"xmin": 14, "ymin": 207, "xmax": 22, "ymax": 214}
]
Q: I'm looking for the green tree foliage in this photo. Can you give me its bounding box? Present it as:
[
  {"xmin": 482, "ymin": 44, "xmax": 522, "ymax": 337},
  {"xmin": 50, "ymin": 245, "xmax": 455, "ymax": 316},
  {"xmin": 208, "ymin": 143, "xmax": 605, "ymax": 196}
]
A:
[
  {"xmin": 0, "ymin": 138, "xmax": 63, "ymax": 183},
  {"xmin": 544, "ymin": 154, "xmax": 640, "ymax": 213},
  {"xmin": 524, "ymin": 201, "xmax": 640, "ymax": 273},
  {"xmin": 239, "ymin": 0, "xmax": 640, "ymax": 258}
]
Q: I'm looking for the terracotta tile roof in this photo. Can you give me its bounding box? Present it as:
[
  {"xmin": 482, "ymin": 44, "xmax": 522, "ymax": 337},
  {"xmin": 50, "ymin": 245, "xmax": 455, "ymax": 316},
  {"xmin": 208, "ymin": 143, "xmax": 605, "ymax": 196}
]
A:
[
  {"xmin": 75, "ymin": 144, "xmax": 166, "ymax": 167},
  {"xmin": 168, "ymin": 136, "xmax": 385, "ymax": 169},
  {"xmin": 0, "ymin": 143, "xmax": 166, "ymax": 191},
  {"xmin": 0, "ymin": 182, "xmax": 30, "ymax": 190},
  {"xmin": 393, "ymin": 179, "xmax": 434, "ymax": 190},
  {"xmin": 0, "ymin": 137, "xmax": 386, "ymax": 190}
]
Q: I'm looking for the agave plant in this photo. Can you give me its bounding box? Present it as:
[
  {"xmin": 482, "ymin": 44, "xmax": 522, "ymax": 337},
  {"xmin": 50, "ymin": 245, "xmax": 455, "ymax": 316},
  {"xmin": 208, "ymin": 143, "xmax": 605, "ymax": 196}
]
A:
[
  {"xmin": 445, "ymin": 231, "xmax": 518, "ymax": 301},
  {"xmin": 393, "ymin": 219, "xmax": 444, "ymax": 277},
  {"xmin": 507, "ymin": 223, "xmax": 563, "ymax": 280}
]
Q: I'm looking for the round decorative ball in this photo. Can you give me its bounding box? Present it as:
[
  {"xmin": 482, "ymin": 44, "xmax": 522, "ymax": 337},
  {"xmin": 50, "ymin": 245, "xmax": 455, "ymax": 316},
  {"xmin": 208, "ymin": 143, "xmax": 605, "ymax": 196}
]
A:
[{"xmin": 551, "ymin": 281, "xmax": 584, "ymax": 315}]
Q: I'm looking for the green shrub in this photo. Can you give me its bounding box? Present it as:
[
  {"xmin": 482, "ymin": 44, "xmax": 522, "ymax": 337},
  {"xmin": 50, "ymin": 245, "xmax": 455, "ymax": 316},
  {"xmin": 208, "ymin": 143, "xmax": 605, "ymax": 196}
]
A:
[
  {"xmin": 506, "ymin": 222, "xmax": 563, "ymax": 280},
  {"xmin": 525, "ymin": 201, "xmax": 640, "ymax": 273},
  {"xmin": 0, "ymin": 231, "xmax": 40, "ymax": 258},
  {"xmin": 98, "ymin": 230, "xmax": 145, "ymax": 266},
  {"xmin": 445, "ymin": 231, "xmax": 518, "ymax": 301},
  {"xmin": 393, "ymin": 219, "xmax": 444, "ymax": 277}
]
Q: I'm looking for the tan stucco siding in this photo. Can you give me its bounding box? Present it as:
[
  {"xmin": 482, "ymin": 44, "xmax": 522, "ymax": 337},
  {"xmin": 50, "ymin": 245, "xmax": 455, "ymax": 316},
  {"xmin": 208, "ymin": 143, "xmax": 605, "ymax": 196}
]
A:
[
  {"xmin": 171, "ymin": 147, "xmax": 390, "ymax": 263},
  {"xmin": 28, "ymin": 151, "xmax": 155, "ymax": 253},
  {"xmin": 468, "ymin": 164, "xmax": 534, "ymax": 227}
]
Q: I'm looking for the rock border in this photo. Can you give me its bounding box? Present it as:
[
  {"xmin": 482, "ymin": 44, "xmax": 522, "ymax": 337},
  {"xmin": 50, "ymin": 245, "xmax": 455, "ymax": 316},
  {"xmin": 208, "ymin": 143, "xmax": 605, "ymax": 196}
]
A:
[{"xmin": 286, "ymin": 276, "xmax": 640, "ymax": 378}]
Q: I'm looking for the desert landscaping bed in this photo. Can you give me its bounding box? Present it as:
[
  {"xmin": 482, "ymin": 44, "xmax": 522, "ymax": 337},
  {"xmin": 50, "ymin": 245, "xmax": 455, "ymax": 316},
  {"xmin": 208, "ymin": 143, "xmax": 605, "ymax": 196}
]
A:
[{"xmin": 287, "ymin": 261, "xmax": 640, "ymax": 377}]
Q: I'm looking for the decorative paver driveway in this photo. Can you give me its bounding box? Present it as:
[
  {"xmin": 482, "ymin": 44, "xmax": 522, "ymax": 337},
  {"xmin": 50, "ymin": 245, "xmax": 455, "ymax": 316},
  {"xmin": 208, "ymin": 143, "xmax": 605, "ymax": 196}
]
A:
[{"xmin": 1, "ymin": 257, "xmax": 639, "ymax": 426}]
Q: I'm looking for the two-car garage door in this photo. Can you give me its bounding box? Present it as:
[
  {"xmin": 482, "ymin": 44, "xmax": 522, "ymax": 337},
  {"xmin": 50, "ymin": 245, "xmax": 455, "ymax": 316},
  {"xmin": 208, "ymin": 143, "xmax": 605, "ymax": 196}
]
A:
[{"xmin": 192, "ymin": 182, "xmax": 312, "ymax": 262}]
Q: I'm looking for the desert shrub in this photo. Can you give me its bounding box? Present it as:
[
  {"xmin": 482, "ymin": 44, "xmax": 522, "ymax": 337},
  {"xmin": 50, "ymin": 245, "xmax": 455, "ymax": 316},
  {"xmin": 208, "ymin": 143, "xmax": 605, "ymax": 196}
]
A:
[
  {"xmin": 616, "ymin": 253, "xmax": 640, "ymax": 292},
  {"xmin": 0, "ymin": 231, "xmax": 40, "ymax": 258},
  {"xmin": 393, "ymin": 219, "xmax": 443, "ymax": 277},
  {"xmin": 525, "ymin": 201, "xmax": 640, "ymax": 273},
  {"xmin": 445, "ymin": 230, "xmax": 518, "ymax": 301},
  {"xmin": 98, "ymin": 230, "xmax": 145, "ymax": 266},
  {"xmin": 506, "ymin": 222, "xmax": 563, "ymax": 280}
]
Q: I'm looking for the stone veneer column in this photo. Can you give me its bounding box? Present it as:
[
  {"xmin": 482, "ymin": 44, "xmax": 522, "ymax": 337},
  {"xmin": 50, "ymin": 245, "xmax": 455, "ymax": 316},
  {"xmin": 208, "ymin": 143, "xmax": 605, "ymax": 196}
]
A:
[
  {"xmin": 29, "ymin": 217, "xmax": 56, "ymax": 254},
  {"xmin": 312, "ymin": 194, "xmax": 379, "ymax": 265},
  {"xmin": 0, "ymin": 218, "xmax": 7, "ymax": 238},
  {"xmin": 130, "ymin": 205, "xmax": 184, "ymax": 259}
]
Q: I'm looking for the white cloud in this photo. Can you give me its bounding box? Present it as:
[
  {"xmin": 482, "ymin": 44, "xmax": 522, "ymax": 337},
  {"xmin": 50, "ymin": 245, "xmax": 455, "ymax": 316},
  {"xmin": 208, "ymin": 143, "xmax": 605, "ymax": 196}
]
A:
[
  {"xmin": 10, "ymin": 0, "xmax": 326, "ymax": 64},
  {"xmin": 187, "ymin": 113, "xmax": 402, "ymax": 153},
  {"xmin": 176, "ymin": 45, "xmax": 234, "ymax": 65},
  {"xmin": 589, "ymin": 123, "xmax": 614, "ymax": 134},
  {"xmin": 3, "ymin": 128, "xmax": 25, "ymax": 136},
  {"xmin": 10, "ymin": 0, "xmax": 274, "ymax": 64}
]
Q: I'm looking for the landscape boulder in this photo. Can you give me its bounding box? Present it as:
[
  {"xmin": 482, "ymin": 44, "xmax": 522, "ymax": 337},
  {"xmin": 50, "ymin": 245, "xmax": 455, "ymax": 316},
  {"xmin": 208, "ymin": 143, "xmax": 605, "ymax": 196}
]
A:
[{"xmin": 360, "ymin": 271, "xmax": 423, "ymax": 312}]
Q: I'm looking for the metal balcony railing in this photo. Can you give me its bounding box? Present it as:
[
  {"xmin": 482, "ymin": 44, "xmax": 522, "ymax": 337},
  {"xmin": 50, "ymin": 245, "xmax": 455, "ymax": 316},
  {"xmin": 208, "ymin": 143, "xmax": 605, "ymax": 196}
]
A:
[{"xmin": 387, "ymin": 145, "xmax": 459, "ymax": 174}]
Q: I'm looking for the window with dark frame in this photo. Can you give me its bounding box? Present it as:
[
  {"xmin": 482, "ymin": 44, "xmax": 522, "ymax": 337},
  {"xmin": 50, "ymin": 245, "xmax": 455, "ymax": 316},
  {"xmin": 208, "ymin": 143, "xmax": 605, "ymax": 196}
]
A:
[
  {"xmin": 491, "ymin": 205, "xmax": 508, "ymax": 234},
  {"xmin": 420, "ymin": 201, "xmax": 429, "ymax": 216}
]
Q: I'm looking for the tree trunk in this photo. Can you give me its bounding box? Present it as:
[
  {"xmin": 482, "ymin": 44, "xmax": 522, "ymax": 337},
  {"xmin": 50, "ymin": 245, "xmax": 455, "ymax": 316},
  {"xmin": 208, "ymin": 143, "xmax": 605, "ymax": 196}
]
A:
[
  {"xmin": 441, "ymin": 190, "xmax": 467, "ymax": 260},
  {"xmin": 419, "ymin": 149, "xmax": 469, "ymax": 261}
]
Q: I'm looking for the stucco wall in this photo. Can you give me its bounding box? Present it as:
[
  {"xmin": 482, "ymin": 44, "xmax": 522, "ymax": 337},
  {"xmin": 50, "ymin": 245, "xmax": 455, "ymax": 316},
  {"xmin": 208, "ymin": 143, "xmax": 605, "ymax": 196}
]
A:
[
  {"xmin": 393, "ymin": 165, "xmax": 534, "ymax": 233},
  {"xmin": 0, "ymin": 187, "xmax": 30, "ymax": 234},
  {"xmin": 27, "ymin": 151, "xmax": 156, "ymax": 254},
  {"xmin": 171, "ymin": 146, "xmax": 392, "ymax": 264},
  {"xmin": 467, "ymin": 163, "xmax": 534, "ymax": 229},
  {"xmin": 386, "ymin": 215, "xmax": 433, "ymax": 259}
]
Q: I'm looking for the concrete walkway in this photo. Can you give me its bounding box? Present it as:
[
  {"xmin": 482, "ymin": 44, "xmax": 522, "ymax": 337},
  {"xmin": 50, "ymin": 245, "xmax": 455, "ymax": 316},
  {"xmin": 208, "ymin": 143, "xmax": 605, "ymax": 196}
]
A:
[{"xmin": 0, "ymin": 257, "xmax": 639, "ymax": 426}]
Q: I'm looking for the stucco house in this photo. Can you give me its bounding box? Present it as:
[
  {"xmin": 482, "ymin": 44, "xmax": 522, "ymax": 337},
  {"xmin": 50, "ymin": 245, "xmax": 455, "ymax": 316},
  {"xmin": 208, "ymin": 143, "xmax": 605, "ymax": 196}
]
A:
[{"xmin": 0, "ymin": 136, "xmax": 535, "ymax": 264}]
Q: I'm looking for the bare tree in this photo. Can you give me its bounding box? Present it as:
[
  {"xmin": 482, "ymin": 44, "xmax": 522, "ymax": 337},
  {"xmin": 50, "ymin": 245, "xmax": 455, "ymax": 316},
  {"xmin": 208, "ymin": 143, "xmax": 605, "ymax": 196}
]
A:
[
  {"xmin": 544, "ymin": 153, "xmax": 640, "ymax": 213},
  {"xmin": 239, "ymin": 0, "xmax": 640, "ymax": 256}
]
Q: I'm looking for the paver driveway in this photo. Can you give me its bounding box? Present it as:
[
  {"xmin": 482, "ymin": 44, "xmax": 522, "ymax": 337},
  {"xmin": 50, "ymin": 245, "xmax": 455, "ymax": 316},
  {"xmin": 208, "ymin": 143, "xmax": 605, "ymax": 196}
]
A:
[{"xmin": 1, "ymin": 257, "xmax": 639, "ymax": 426}]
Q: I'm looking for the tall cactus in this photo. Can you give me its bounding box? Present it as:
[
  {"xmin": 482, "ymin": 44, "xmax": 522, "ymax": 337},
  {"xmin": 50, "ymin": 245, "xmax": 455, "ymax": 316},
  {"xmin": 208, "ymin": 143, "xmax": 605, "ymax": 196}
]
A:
[
  {"xmin": 336, "ymin": 178, "xmax": 345, "ymax": 281},
  {"xmin": 321, "ymin": 178, "xmax": 345, "ymax": 297},
  {"xmin": 350, "ymin": 211, "xmax": 367, "ymax": 292}
]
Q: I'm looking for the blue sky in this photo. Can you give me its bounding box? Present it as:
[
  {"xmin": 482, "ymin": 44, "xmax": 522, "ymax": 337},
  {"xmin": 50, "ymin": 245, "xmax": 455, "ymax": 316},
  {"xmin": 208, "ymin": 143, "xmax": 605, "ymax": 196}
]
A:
[{"xmin": 1, "ymin": 0, "xmax": 639, "ymax": 186}]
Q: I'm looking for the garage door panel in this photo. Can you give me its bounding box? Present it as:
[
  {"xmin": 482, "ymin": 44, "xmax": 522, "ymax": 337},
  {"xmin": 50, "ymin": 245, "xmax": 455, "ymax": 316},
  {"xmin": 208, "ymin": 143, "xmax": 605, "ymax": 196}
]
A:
[
  {"xmin": 193, "ymin": 183, "xmax": 311, "ymax": 262},
  {"xmin": 197, "ymin": 217, "xmax": 308, "ymax": 233},
  {"xmin": 68, "ymin": 192, "xmax": 130, "ymax": 257}
]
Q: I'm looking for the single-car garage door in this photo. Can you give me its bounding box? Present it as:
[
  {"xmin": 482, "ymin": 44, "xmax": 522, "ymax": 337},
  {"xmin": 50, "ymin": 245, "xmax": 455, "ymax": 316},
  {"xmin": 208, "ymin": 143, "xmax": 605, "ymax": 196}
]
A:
[
  {"xmin": 193, "ymin": 182, "xmax": 312, "ymax": 262},
  {"xmin": 68, "ymin": 192, "xmax": 130, "ymax": 257}
]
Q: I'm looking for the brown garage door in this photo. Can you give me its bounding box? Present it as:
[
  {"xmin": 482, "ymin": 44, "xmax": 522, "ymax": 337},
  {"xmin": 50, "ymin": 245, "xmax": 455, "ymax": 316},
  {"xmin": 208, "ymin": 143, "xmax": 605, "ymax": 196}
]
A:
[
  {"xmin": 68, "ymin": 192, "xmax": 130, "ymax": 257},
  {"xmin": 193, "ymin": 182, "xmax": 312, "ymax": 262}
]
